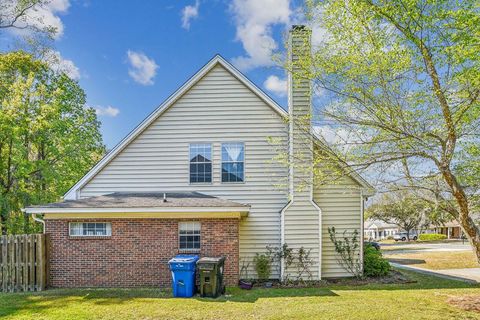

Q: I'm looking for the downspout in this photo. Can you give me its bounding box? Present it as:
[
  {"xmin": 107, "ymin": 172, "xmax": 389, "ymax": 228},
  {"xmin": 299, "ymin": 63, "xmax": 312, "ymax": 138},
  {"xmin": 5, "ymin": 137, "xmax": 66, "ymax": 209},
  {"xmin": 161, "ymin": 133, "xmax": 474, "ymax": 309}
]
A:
[
  {"xmin": 32, "ymin": 213, "xmax": 46, "ymax": 234},
  {"xmin": 360, "ymin": 191, "xmax": 366, "ymax": 273}
]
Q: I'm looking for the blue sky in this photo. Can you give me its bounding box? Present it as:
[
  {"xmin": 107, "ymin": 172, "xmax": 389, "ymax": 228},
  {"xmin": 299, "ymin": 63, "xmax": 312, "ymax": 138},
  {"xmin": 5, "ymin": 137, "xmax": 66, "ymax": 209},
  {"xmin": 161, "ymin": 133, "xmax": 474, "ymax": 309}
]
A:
[{"xmin": 3, "ymin": 0, "xmax": 308, "ymax": 149}]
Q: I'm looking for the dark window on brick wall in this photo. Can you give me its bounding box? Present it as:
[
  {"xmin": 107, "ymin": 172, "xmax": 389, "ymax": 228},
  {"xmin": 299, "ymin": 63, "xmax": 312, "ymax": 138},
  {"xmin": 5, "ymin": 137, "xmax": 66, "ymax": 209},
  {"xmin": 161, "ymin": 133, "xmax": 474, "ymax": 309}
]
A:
[{"xmin": 179, "ymin": 221, "xmax": 200, "ymax": 251}]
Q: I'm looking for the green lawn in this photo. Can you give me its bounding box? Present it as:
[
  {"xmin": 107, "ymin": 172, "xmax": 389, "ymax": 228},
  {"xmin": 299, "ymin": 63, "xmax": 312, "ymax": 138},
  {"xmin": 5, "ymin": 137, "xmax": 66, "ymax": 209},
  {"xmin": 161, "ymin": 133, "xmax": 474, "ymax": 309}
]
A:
[
  {"xmin": 384, "ymin": 251, "xmax": 480, "ymax": 270},
  {"xmin": 1, "ymin": 271, "xmax": 479, "ymax": 320}
]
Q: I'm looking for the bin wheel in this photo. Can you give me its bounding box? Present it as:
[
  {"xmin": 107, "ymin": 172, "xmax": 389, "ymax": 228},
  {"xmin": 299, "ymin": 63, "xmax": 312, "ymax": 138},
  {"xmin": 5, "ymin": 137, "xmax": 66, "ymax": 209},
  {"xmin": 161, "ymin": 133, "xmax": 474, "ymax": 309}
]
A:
[{"xmin": 221, "ymin": 285, "xmax": 226, "ymax": 295}]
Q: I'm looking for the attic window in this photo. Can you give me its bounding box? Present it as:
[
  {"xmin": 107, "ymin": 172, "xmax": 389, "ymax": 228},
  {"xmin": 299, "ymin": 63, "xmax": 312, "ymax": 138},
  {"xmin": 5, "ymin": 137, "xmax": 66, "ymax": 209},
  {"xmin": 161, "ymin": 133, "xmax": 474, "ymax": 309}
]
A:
[{"xmin": 189, "ymin": 144, "xmax": 212, "ymax": 183}]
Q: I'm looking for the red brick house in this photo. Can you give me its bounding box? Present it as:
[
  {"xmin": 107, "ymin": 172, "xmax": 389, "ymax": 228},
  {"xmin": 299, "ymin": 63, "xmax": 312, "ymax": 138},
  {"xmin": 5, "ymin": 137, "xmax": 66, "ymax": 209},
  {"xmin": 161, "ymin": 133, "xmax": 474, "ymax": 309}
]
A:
[{"xmin": 24, "ymin": 26, "xmax": 374, "ymax": 288}]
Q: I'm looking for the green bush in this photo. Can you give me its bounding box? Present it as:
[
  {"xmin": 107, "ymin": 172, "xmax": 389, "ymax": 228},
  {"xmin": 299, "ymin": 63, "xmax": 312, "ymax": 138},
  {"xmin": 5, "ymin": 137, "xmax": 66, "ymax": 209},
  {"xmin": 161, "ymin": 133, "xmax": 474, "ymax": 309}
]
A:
[
  {"xmin": 253, "ymin": 253, "xmax": 271, "ymax": 280},
  {"xmin": 363, "ymin": 244, "xmax": 391, "ymax": 277},
  {"xmin": 419, "ymin": 233, "xmax": 447, "ymax": 241}
]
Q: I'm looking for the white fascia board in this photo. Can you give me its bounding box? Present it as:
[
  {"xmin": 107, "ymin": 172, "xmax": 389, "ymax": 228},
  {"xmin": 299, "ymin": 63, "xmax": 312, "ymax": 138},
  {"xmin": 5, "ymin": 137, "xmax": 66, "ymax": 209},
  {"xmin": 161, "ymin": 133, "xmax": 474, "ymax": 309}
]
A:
[
  {"xmin": 63, "ymin": 55, "xmax": 287, "ymax": 200},
  {"xmin": 24, "ymin": 206, "xmax": 250, "ymax": 214}
]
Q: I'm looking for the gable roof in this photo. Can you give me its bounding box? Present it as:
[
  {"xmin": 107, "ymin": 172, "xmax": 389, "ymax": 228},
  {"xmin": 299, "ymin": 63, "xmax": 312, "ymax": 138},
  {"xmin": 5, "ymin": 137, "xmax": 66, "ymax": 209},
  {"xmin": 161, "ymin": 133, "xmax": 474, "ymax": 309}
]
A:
[
  {"xmin": 64, "ymin": 54, "xmax": 374, "ymax": 200},
  {"xmin": 64, "ymin": 55, "xmax": 287, "ymax": 200}
]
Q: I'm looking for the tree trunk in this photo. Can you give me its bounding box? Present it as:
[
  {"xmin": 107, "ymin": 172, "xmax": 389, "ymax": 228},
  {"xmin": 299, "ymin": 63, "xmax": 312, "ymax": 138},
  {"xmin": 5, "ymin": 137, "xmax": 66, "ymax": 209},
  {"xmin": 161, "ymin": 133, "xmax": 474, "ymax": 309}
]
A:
[{"xmin": 441, "ymin": 168, "xmax": 480, "ymax": 263}]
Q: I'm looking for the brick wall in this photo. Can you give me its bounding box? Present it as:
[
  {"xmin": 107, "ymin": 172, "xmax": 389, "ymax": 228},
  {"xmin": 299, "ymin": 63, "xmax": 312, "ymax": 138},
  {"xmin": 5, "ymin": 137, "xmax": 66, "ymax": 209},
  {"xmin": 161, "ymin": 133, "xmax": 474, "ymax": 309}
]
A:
[{"xmin": 45, "ymin": 218, "xmax": 239, "ymax": 288}]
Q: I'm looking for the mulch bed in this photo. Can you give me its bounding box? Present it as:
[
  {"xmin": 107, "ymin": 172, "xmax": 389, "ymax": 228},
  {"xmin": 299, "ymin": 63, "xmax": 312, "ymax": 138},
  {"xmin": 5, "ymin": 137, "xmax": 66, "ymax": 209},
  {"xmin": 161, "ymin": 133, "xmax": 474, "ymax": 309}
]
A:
[
  {"xmin": 447, "ymin": 295, "xmax": 480, "ymax": 313},
  {"xmin": 243, "ymin": 270, "xmax": 415, "ymax": 289}
]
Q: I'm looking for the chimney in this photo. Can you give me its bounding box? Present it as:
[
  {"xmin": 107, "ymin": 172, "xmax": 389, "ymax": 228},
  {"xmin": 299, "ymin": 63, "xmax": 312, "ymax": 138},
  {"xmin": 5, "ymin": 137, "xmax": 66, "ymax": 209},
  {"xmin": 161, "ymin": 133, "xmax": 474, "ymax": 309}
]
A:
[{"xmin": 288, "ymin": 25, "xmax": 313, "ymax": 201}]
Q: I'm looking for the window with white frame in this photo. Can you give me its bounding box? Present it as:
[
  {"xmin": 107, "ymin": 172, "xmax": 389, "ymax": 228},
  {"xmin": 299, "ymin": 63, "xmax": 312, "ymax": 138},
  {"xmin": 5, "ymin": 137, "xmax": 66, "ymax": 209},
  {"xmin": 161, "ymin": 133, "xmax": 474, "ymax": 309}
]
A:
[
  {"xmin": 69, "ymin": 222, "xmax": 112, "ymax": 237},
  {"xmin": 179, "ymin": 222, "xmax": 201, "ymax": 251},
  {"xmin": 221, "ymin": 143, "xmax": 244, "ymax": 182},
  {"xmin": 189, "ymin": 144, "xmax": 212, "ymax": 183}
]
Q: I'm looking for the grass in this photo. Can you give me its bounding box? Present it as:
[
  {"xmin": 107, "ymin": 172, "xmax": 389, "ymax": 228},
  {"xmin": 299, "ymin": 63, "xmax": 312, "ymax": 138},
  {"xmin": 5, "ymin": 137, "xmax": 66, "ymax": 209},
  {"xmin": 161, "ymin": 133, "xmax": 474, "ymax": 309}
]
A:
[
  {"xmin": 384, "ymin": 251, "xmax": 480, "ymax": 270},
  {"xmin": 0, "ymin": 271, "xmax": 479, "ymax": 319}
]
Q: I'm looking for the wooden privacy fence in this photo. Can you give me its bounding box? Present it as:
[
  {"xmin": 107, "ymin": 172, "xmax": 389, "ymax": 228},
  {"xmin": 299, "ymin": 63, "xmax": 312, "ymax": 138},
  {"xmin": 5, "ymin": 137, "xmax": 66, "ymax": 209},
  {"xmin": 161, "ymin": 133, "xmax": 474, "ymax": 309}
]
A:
[{"xmin": 0, "ymin": 234, "xmax": 47, "ymax": 292}]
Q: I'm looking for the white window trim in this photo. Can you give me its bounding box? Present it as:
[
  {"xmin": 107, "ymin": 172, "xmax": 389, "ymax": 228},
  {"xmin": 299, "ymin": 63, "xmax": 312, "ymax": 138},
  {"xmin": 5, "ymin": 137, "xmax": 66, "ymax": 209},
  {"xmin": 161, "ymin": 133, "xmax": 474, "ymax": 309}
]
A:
[
  {"xmin": 189, "ymin": 143, "xmax": 213, "ymax": 184},
  {"xmin": 69, "ymin": 222, "xmax": 112, "ymax": 237},
  {"xmin": 178, "ymin": 221, "xmax": 201, "ymax": 252},
  {"xmin": 221, "ymin": 142, "xmax": 245, "ymax": 184}
]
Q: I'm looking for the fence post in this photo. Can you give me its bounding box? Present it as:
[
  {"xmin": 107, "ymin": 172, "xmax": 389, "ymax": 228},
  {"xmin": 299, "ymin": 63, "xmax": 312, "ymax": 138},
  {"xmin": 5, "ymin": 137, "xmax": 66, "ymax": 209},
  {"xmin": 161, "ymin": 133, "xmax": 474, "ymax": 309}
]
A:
[
  {"xmin": 35, "ymin": 234, "xmax": 46, "ymax": 291},
  {"xmin": 8, "ymin": 235, "xmax": 15, "ymax": 292},
  {"xmin": 1, "ymin": 236, "xmax": 6, "ymax": 292},
  {"xmin": 29, "ymin": 235, "xmax": 35, "ymax": 292},
  {"xmin": 22, "ymin": 234, "xmax": 28, "ymax": 291}
]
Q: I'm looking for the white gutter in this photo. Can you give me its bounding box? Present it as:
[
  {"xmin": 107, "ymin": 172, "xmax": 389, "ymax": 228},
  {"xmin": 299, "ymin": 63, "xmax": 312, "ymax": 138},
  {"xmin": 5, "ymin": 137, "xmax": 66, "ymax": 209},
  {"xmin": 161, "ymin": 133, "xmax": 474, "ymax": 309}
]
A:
[{"xmin": 23, "ymin": 206, "xmax": 250, "ymax": 214}]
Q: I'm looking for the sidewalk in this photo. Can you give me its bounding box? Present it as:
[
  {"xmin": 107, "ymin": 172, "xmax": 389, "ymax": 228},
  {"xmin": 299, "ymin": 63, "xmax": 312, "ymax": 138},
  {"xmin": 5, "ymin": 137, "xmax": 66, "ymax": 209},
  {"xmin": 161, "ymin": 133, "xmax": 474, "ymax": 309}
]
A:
[{"xmin": 391, "ymin": 262, "xmax": 480, "ymax": 283}]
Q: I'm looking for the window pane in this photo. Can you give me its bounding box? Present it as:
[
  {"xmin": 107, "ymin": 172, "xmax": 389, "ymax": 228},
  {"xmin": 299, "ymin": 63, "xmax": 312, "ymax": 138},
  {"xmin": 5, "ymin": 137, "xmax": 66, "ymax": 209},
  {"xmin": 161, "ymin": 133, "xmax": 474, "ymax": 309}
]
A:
[
  {"xmin": 70, "ymin": 222, "xmax": 111, "ymax": 237},
  {"xmin": 221, "ymin": 143, "xmax": 244, "ymax": 182},
  {"xmin": 189, "ymin": 144, "xmax": 212, "ymax": 183},
  {"xmin": 179, "ymin": 222, "xmax": 201, "ymax": 250}
]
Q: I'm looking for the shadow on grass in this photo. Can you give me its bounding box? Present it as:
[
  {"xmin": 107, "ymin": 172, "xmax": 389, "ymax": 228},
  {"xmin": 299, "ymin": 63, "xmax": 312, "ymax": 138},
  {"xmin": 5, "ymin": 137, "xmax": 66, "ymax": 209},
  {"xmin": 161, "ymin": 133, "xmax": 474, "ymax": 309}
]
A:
[
  {"xmin": 387, "ymin": 258, "xmax": 426, "ymax": 265},
  {"xmin": 0, "ymin": 269, "xmax": 478, "ymax": 318}
]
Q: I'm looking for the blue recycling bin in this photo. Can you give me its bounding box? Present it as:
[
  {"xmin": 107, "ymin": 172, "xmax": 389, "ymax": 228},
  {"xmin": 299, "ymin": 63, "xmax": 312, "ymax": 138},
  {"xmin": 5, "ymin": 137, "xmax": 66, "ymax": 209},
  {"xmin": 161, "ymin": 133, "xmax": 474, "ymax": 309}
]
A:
[{"xmin": 168, "ymin": 255, "xmax": 199, "ymax": 297}]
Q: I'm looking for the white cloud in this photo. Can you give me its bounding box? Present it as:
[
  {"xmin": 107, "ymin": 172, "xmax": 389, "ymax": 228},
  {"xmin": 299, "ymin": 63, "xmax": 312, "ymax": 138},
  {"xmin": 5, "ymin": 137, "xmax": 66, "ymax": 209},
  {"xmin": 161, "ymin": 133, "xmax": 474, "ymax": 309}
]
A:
[
  {"xmin": 6, "ymin": 0, "xmax": 70, "ymax": 39},
  {"xmin": 264, "ymin": 75, "xmax": 287, "ymax": 96},
  {"xmin": 126, "ymin": 50, "xmax": 158, "ymax": 85},
  {"xmin": 43, "ymin": 50, "xmax": 80, "ymax": 80},
  {"xmin": 93, "ymin": 106, "xmax": 120, "ymax": 117},
  {"xmin": 181, "ymin": 0, "xmax": 199, "ymax": 30},
  {"xmin": 230, "ymin": 0, "xmax": 291, "ymax": 71}
]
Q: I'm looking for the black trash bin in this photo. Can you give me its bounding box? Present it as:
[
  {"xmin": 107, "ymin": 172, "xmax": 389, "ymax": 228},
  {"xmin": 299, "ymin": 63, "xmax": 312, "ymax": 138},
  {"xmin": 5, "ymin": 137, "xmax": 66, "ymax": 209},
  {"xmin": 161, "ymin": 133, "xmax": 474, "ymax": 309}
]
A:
[{"xmin": 196, "ymin": 257, "xmax": 226, "ymax": 298}]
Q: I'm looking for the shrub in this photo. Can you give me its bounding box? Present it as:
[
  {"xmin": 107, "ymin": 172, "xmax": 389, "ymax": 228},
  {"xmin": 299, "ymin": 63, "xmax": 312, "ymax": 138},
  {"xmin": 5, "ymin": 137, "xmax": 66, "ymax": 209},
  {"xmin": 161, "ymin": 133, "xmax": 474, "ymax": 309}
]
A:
[
  {"xmin": 363, "ymin": 244, "xmax": 391, "ymax": 277},
  {"xmin": 253, "ymin": 253, "xmax": 271, "ymax": 280},
  {"xmin": 419, "ymin": 233, "xmax": 447, "ymax": 241},
  {"xmin": 328, "ymin": 227, "xmax": 362, "ymax": 278}
]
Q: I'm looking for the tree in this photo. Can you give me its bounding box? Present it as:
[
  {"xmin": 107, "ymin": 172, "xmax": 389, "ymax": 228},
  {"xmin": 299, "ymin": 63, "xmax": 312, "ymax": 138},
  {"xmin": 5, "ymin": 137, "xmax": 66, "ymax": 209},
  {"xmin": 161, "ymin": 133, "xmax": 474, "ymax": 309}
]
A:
[
  {"xmin": 289, "ymin": 0, "xmax": 480, "ymax": 261},
  {"xmin": 367, "ymin": 193, "xmax": 432, "ymax": 240},
  {"xmin": 0, "ymin": 51, "xmax": 105, "ymax": 234},
  {"xmin": 0, "ymin": 0, "xmax": 55, "ymax": 36}
]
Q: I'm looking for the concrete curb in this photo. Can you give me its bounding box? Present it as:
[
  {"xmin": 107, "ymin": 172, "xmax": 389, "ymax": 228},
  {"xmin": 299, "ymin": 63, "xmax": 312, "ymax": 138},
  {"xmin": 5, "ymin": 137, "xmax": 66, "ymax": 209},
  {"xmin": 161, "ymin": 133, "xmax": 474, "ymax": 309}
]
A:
[{"xmin": 390, "ymin": 263, "xmax": 479, "ymax": 284}]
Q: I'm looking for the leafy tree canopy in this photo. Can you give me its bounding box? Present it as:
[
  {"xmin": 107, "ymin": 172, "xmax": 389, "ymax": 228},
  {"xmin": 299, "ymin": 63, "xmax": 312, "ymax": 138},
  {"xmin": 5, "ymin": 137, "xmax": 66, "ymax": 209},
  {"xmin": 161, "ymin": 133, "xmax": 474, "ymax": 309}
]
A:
[
  {"xmin": 0, "ymin": 51, "xmax": 105, "ymax": 234},
  {"xmin": 290, "ymin": 0, "xmax": 480, "ymax": 260}
]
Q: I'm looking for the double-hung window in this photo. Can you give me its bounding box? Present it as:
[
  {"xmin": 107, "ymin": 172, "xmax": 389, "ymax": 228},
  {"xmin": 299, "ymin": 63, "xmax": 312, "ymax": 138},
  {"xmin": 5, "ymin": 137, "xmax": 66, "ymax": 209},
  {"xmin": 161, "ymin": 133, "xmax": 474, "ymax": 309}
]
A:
[
  {"xmin": 221, "ymin": 143, "xmax": 245, "ymax": 183},
  {"xmin": 69, "ymin": 222, "xmax": 112, "ymax": 237},
  {"xmin": 189, "ymin": 144, "xmax": 212, "ymax": 183},
  {"xmin": 179, "ymin": 222, "xmax": 201, "ymax": 251}
]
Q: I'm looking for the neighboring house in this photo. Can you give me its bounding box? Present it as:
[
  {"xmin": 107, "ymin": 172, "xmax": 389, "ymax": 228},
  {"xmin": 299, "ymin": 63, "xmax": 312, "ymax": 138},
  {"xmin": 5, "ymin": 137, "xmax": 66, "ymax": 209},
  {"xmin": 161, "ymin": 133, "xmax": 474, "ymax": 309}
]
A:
[
  {"xmin": 427, "ymin": 214, "xmax": 480, "ymax": 239},
  {"xmin": 24, "ymin": 26, "xmax": 374, "ymax": 288},
  {"xmin": 364, "ymin": 219, "xmax": 400, "ymax": 240}
]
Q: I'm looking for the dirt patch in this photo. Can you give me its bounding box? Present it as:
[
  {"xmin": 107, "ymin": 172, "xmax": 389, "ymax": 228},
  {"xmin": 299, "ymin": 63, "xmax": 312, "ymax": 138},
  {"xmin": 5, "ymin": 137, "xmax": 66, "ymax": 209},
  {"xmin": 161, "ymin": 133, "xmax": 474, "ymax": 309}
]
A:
[
  {"xmin": 447, "ymin": 295, "xmax": 480, "ymax": 312},
  {"xmin": 326, "ymin": 270, "xmax": 415, "ymax": 286}
]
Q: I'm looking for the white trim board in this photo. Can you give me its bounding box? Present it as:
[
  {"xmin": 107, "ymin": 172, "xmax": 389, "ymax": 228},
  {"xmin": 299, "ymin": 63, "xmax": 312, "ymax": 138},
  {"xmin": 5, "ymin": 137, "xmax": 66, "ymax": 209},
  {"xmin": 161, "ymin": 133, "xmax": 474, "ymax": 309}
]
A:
[{"xmin": 23, "ymin": 206, "xmax": 250, "ymax": 215}]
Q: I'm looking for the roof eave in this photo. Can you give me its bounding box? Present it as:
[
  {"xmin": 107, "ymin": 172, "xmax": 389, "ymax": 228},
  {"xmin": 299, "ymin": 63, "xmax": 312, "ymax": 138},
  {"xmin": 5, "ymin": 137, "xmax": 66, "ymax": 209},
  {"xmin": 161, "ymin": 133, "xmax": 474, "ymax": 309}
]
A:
[{"xmin": 23, "ymin": 206, "xmax": 250, "ymax": 215}]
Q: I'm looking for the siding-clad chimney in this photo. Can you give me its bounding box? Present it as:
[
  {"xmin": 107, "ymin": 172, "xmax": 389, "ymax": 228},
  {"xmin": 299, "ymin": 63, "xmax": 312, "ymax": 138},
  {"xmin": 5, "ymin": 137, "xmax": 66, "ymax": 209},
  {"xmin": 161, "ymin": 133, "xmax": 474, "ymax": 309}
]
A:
[
  {"xmin": 281, "ymin": 25, "xmax": 321, "ymax": 281},
  {"xmin": 288, "ymin": 25, "xmax": 313, "ymax": 201}
]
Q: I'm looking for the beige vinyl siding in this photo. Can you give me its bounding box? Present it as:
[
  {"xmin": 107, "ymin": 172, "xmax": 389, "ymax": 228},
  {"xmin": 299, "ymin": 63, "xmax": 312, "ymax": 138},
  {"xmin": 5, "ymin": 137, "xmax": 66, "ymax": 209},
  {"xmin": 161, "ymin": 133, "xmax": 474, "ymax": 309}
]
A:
[
  {"xmin": 282, "ymin": 200, "xmax": 320, "ymax": 280},
  {"xmin": 80, "ymin": 64, "xmax": 289, "ymax": 277},
  {"xmin": 314, "ymin": 176, "xmax": 362, "ymax": 278}
]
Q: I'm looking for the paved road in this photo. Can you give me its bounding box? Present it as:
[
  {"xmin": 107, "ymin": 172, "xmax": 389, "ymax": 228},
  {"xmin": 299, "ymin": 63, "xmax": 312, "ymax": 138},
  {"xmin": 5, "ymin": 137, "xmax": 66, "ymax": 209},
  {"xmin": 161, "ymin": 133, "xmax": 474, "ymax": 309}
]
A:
[{"xmin": 380, "ymin": 241, "xmax": 472, "ymax": 253}]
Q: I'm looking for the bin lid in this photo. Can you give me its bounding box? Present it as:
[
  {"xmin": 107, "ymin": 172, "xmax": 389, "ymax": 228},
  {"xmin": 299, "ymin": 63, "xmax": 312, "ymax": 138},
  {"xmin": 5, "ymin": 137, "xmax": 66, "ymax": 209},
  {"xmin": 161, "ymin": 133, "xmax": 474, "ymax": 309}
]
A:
[
  {"xmin": 169, "ymin": 255, "xmax": 199, "ymax": 264},
  {"xmin": 197, "ymin": 256, "xmax": 225, "ymax": 264}
]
